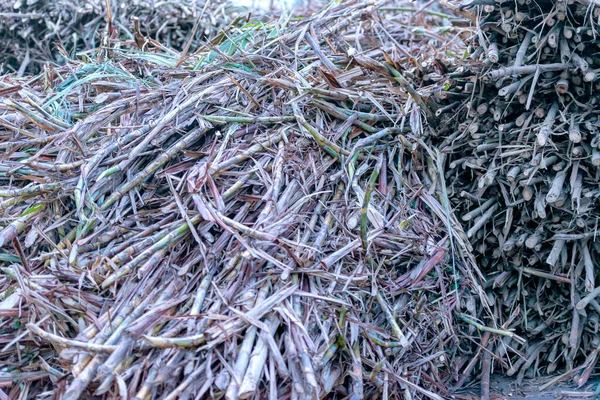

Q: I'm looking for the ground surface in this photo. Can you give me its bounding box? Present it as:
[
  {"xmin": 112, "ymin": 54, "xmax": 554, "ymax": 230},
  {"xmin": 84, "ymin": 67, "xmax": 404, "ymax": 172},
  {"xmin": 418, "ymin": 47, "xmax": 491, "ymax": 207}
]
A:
[{"xmin": 457, "ymin": 375, "xmax": 599, "ymax": 399}]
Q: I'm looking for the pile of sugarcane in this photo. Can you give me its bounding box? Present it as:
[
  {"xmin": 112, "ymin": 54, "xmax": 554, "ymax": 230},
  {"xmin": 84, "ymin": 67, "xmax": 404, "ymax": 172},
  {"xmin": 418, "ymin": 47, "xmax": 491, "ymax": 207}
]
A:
[
  {"xmin": 0, "ymin": 0, "xmax": 247, "ymax": 75},
  {"xmin": 431, "ymin": 0, "xmax": 600, "ymax": 390},
  {"xmin": 0, "ymin": 2, "xmax": 495, "ymax": 399}
]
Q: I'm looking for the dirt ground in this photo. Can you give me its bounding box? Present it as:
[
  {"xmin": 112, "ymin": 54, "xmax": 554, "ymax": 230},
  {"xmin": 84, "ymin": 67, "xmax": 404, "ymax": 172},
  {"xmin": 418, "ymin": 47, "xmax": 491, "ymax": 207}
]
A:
[{"xmin": 456, "ymin": 375, "xmax": 599, "ymax": 400}]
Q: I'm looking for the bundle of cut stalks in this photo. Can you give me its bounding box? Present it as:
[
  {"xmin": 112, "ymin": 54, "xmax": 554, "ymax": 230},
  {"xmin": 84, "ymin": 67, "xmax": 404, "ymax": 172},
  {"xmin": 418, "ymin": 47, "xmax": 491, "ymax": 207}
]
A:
[
  {"xmin": 0, "ymin": 1, "xmax": 492, "ymax": 399},
  {"xmin": 434, "ymin": 0, "xmax": 600, "ymax": 391},
  {"xmin": 0, "ymin": 0, "xmax": 245, "ymax": 75}
]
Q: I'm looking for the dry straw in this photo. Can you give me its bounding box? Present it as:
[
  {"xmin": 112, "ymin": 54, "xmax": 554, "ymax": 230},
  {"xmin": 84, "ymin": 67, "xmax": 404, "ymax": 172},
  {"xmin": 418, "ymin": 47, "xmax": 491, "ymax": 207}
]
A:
[
  {"xmin": 0, "ymin": 1, "xmax": 494, "ymax": 399},
  {"xmin": 0, "ymin": 0, "xmax": 244, "ymax": 75}
]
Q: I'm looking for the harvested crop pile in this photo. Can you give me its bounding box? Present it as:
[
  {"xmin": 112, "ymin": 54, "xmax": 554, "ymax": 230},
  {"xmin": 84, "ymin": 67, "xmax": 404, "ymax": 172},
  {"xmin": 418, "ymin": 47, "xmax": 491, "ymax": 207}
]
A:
[
  {"xmin": 0, "ymin": 0, "xmax": 244, "ymax": 75},
  {"xmin": 0, "ymin": 2, "xmax": 490, "ymax": 399},
  {"xmin": 434, "ymin": 0, "xmax": 600, "ymax": 390}
]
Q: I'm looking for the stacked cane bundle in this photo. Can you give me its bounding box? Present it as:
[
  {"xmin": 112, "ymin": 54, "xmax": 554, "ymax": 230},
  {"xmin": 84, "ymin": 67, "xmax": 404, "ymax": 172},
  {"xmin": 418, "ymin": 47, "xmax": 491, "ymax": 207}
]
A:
[{"xmin": 434, "ymin": 0, "xmax": 600, "ymax": 388}]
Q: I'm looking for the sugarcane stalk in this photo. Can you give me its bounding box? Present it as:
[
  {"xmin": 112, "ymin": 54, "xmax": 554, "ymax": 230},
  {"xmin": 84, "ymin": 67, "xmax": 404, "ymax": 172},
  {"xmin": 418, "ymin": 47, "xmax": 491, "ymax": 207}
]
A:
[
  {"xmin": 238, "ymin": 316, "xmax": 281, "ymax": 399},
  {"xmin": 467, "ymin": 203, "xmax": 498, "ymax": 238},
  {"xmin": 26, "ymin": 324, "xmax": 118, "ymax": 353},
  {"xmin": 514, "ymin": 32, "xmax": 534, "ymax": 71},
  {"xmin": 546, "ymin": 239, "xmax": 566, "ymax": 267},
  {"xmin": 576, "ymin": 286, "xmax": 600, "ymax": 310},
  {"xmin": 546, "ymin": 169, "xmax": 567, "ymax": 203},
  {"xmin": 582, "ymin": 241, "xmax": 595, "ymax": 292},
  {"xmin": 361, "ymin": 157, "xmax": 383, "ymax": 250},
  {"xmin": 375, "ymin": 292, "xmax": 408, "ymax": 347},
  {"xmin": 102, "ymin": 216, "xmax": 201, "ymax": 288},
  {"xmin": 488, "ymin": 63, "xmax": 567, "ymax": 80},
  {"xmin": 100, "ymin": 126, "xmax": 210, "ymax": 211},
  {"xmin": 210, "ymin": 131, "xmax": 286, "ymax": 173},
  {"xmin": 458, "ymin": 314, "xmax": 525, "ymax": 343},
  {"xmin": 462, "ymin": 197, "xmax": 496, "ymax": 221},
  {"xmin": 0, "ymin": 204, "xmax": 45, "ymax": 248},
  {"xmin": 537, "ymin": 101, "xmax": 559, "ymax": 146},
  {"xmin": 225, "ymin": 284, "xmax": 269, "ymax": 400}
]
